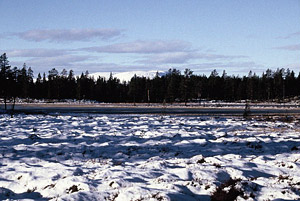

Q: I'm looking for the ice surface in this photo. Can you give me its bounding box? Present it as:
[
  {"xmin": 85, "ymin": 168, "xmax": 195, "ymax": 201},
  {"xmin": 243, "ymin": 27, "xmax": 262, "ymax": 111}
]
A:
[{"xmin": 0, "ymin": 114, "xmax": 300, "ymax": 200}]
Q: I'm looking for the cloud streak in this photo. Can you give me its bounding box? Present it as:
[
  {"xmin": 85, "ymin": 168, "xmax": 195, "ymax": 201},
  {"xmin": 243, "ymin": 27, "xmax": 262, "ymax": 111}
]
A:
[
  {"xmin": 184, "ymin": 61, "xmax": 264, "ymax": 75},
  {"xmin": 26, "ymin": 55, "xmax": 91, "ymax": 66},
  {"xmin": 82, "ymin": 40, "xmax": 246, "ymax": 64},
  {"xmin": 274, "ymin": 44, "xmax": 300, "ymax": 51},
  {"xmin": 71, "ymin": 62, "xmax": 151, "ymax": 74},
  {"xmin": 14, "ymin": 28, "xmax": 123, "ymax": 42},
  {"xmin": 4, "ymin": 49, "xmax": 69, "ymax": 57},
  {"xmin": 278, "ymin": 31, "xmax": 300, "ymax": 39},
  {"xmin": 139, "ymin": 52, "xmax": 194, "ymax": 64},
  {"xmin": 82, "ymin": 40, "xmax": 191, "ymax": 54},
  {"xmin": 9, "ymin": 54, "xmax": 92, "ymax": 73},
  {"xmin": 138, "ymin": 52, "xmax": 247, "ymax": 64},
  {"xmin": 2, "ymin": 39, "xmax": 249, "ymax": 75}
]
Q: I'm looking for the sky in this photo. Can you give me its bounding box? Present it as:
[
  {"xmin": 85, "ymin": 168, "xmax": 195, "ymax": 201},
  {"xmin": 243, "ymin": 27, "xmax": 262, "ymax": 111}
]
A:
[{"xmin": 0, "ymin": 0, "xmax": 299, "ymax": 76}]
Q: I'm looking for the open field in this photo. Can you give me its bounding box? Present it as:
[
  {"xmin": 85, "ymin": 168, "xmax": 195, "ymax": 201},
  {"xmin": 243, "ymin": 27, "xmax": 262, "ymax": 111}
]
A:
[{"xmin": 1, "ymin": 114, "xmax": 300, "ymax": 200}]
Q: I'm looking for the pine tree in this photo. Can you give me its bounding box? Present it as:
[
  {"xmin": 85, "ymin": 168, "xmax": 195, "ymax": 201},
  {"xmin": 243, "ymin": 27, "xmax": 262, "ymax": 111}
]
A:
[
  {"xmin": 180, "ymin": 68, "xmax": 193, "ymax": 106},
  {"xmin": 0, "ymin": 53, "xmax": 11, "ymax": 110}
]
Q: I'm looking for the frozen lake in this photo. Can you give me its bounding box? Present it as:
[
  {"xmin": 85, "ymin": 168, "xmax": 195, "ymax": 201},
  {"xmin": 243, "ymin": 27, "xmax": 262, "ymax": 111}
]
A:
[{"xmin": 0, "ymin": 114, "xmax": 300, "ymax": 200}]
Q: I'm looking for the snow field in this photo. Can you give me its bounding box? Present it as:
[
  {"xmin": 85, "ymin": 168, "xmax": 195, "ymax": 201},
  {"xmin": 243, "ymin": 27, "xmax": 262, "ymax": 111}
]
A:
[{"xmin": 0, "ymin": 114, "xmax": 300, "ymax": 200}]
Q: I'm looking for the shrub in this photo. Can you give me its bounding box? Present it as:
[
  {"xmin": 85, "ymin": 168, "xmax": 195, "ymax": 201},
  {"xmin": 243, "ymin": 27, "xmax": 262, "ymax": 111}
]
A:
[{"xmin": 211, "ymin": 178, "xmax": 243, "ymax": 201}]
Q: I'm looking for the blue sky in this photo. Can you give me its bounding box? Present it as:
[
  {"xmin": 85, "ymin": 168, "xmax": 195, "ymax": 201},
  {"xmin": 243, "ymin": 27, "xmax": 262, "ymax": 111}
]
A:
[{"xmin": 0, "ymin": 0, "xmax": 299, "ymax": 76}]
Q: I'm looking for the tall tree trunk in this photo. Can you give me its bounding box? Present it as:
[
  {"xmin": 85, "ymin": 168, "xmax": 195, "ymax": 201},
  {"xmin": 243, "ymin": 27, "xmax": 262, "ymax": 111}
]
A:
[
  {"xmin": 4, "ymin": 96, "xmax": 7, "ymax": 110},
  {"xmin": 147, "ymin": 89, "xmax": 150, "ymax": 106},
  {"xmin": 12, "ymin": 96, "xmax": 16, "ymax": 111},
  {"xmin": 11, "ymin": 97, "xmax": 16, "ymax": 118}
]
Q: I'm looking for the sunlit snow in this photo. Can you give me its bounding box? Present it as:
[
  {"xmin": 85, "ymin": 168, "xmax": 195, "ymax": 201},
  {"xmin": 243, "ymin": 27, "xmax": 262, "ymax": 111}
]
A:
[
  {"xmin": 90, "ymin": 70, "xmax": 166, "ymax": 82},
  {"xmin": 0, "ymin": 114, "xmax": 300, "ymax": 200}
]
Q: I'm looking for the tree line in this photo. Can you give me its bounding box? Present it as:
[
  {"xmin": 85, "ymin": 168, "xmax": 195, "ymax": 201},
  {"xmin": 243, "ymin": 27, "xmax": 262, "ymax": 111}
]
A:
[{"xmin": 1, "ymin": 53, "xmax": 300, "ymax": 105}]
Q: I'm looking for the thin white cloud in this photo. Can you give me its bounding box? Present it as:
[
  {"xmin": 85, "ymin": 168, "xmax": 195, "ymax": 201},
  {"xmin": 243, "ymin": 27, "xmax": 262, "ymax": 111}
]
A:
[
  {"xmin": 8, "ymin": 56, "xmax": 264, "ymax": 77},
  {"xmin": 9, "ymin": 55, "xmax": 92, "ymax": 74},
  {"xmin": 180, "ymin": 61, "xmax": 264, "ymax": 75},
  {"xmin": 28, "ymin": 55, "xmax": 91, "ymax": 66},
  {"xmin": 196, "ymin": 53, "xmax": 247, "ymax": 60},
  {"xmin": 2, "ymin": 42, "xmax": 248, "ymax": 76},
  {"xmin": 72, "ymin": 62, "xmax": 149, "ymax": 74},
  {"xmin": 285, "ymin": 63, "xmax": 300, "ymax": 69},
  {"xmin": 13, "ymin": 56, "xmax": 148, "ymax": 75},
  {"xmin": 138, "ymin": 52, "xmax": 194, "ymax": 64},
  {"xmin": 4, "ymin": 49, "xmax": 68, "ymax": 57},
  {"xmin": 274, "ymin": 44, "xmax": 300, "ymax": 51},
  {"xmin": 192, "ymin": 61, "xmax": 259, "ymax": 69},
  {"xmin": 138, "ymin": 52, "xmax": 247, "ymax": 64},
  {"xmin": 82, "ymin": 40, "xmax": 191, "ymax": 54},
  {"xmin": 278, "ymin": 31, "xmax": 300, "ymax": 39},
  {"xmin": 14, "ymin": 28, "xmax": 123, "ymax": 42},
  {"xmin": 82, "ymin": 39, "xmax": 246, "ymax": 65},
  {"xmin": 78, "ymin": 61, "xmax": 263, "ymax": 76}
]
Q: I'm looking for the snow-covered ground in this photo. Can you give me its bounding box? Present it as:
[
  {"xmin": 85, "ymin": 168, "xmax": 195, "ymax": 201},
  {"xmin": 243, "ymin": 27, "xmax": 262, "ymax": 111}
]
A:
[{"xmin": 0, "ymin": 114, "xmax": 300, "ymax": 200}]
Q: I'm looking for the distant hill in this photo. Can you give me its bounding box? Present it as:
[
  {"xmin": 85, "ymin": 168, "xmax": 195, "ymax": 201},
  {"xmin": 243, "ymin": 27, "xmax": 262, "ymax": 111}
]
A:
[{"xmin": 89, "ymin": 70, "xmax": 166, "ymax": 82}]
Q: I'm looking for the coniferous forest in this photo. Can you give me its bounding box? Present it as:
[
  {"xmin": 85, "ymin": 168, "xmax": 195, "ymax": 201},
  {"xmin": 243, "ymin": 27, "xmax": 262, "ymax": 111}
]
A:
[{"xmin": 1, "ymin": 53, "xmax": 299, "ymax": 104}]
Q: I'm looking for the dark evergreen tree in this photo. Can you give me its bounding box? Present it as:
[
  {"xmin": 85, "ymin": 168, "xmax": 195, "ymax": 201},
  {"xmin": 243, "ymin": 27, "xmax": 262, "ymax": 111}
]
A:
[
  {"xmin": 166, "ymin": 69, "xmax": 181, "ymax": 103},
  {"xmin": 180, "ymin": 69, "xmax": 193, "ymax": 105},
  {"xmin": 2, "ymin": 53, "xmax": 300, "ymax": 104},
  {"xmin": 0, "ymin": 53, "xmax": 11, "ymax": 109}
]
